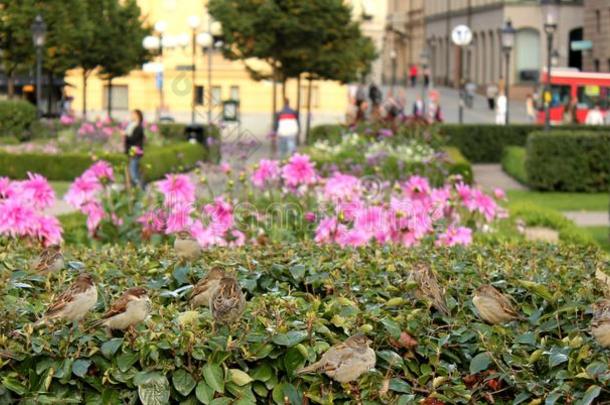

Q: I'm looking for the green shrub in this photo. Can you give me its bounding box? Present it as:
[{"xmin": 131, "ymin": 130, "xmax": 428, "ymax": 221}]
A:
[
  {"xmin": 501, "ymin": 146, "xmax": 528, "ymax": 184},
  {"xmin": 0, "ymin": 136, "xmax": 20, "ymax": 145},
  {"xmin": 0, "ymin": 100, "xmax": 37, "ymax": 140},
  {"xmin": 444, "ymin": 146, "xmax": 473, "ymax": 183},
  {"xmin": 0, "ymin": 143, "xmax": 208, "ymax": 181},
  {"xmin": 525, "ymin": 130, "xmax": 610, "ymax": 192},
  {"xmin": 1, "ymin": 242, "xmax": 608, "ymax": 403},
  {"xmin": 58, "ymin": 212, "xmax": 90, "ymax": 246},
  {"xmin": 158, "ymin": 123, "xmax": 187, "ymax": 140},
  {"xmin": 159, "ymin": 123, "xmax": 221, "ymax": 163},
  {"xmin": 307, "ymin": 123, "xmax": 345, "ymax": 144}
]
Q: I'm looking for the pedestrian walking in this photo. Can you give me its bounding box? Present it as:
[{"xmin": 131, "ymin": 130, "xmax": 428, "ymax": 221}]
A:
[
  {"xmin": 275, "ymin": 98, "xmax": 300, "ymax": 158},
  {"xmin": 355, "ymin": 83, "xmax": 366, "ymax": 108},
  {"xmin": 495, "ymin": 91, "xmax": 507, "ymax": 125},
  {"xmin": 123, "ymin": 109, "xmax": 145, "ymax": 188},
  {"xmin": 369, "ymin": 83, "xmax": 382, "ymax": 120},
  {"xmin": 423, "ymin": 66, "xmax": 431, "ymax": 88},
  {"xmin": 427, "ymin": 99, "xmax": 443, "ymax": 123},
  {"xmin": 412, "ymin": 97, "xmax": 425, "ymax": 118},
  {"xmin": 525, "ymin": 94, "xmax": 536, "ymax": 122},
  {"xmin": 409, "ymin": 65, "xmax": 418, "ymax": 87},
  {"xmin": 486, "ymin": 83, "xmax": 498, "ymax": 110},
  {"xmin": 585, "ymin": 103, "xmax": 605, "ymax": 125},
  {"xmin": 465, "ymin": 81, "xmax": 477, "ymax": 109}
]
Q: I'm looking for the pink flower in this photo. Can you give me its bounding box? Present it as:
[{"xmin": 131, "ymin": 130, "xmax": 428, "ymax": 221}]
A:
[
  {"xmin": 190, "ymin": 220, "xmax": 226, "ymax": 248},
  {"xmin": 314, "ymin": 217, "xmax": 339, "ymax": 244},
  {"xmin": 323, "ymin": 172, "xmax": 361, "ymax": 202},
  {"xmin": 304, "ymin": 212, "xmax": 316, "ymax": 223},
  {"xmin": 220, "ymin": 163, "xmax": 232, "ymax": 174},
  {"xmin": 33, "ymin": 215, "xmax": 63, "ymax": 246},
  {"xmin": 102, "ymin": 127, "xmax": 114, "ymax": 137},
  {"xmin": 472, "ymin": 189, "xmax": 498, "ymax": 221},
  {"xmin": 0, "ymin": 199, "xmax": 36, "ymax": 236},
  {"xmin": 493, "ymin": 188, "xmax": 506, "ymax": 200},
  {"xmin": 149, "ymin": 123, "xmax": 158, "ymax": 133},
  {"xmin": 65, "ymin": 176, "xmax": 102, "ymax": 208},
  {"xmin": 157, "ymin": 174, "xmax": 196, "ymax": 207},
  {"xmin": 81, "ymin": 201, "xmax": 105, "ymax": 234},
  {"xmin": 204, "ymin": 197, "xmax": 234, "ymax": 233},
  {"xmin": 84, "ymin": 161, "xmax": 114, "ymax": 182},
  {"xmin": 78, "ymin": 122, "xmax": 95, "ymax": 136},
  {"xmin": 281, "ymin": 153, "xmax": 317, "ymax": 188},
  {"xmin": 137, "ymin": 209, "xmax": 166, "ymax": 234},
  {"xmin": 436, "ymin": 226, "xmax": 472, "ymax": 247},
  {"xmin": 228, "ymin": 229, "xmax": 245, "ymax": 247},
  {"xmin": 354, "ymin": 206, "xmax": 388, "ymax": 239},
  {"xmin": 251, "ymin": 159, "xmax": 280, "ymax": 189},
  {"xmin": 165, "ymin": 204, "xmax": 194, "ymax": 234},
  {"xmin": 20, "ymin": 173, "xmax": 55, "ymax": 210},
  {"xmin": 60, "ymin": 114, "xmax": 75, "ymax": 126},
  {"xmin": 0, "ymin": 177, "xmax": 17, "ymax": 199},
  {"xmin": 337, "ymin": 228, "xmax": 369, "ymax": 247},
  {"xmin": 403, "ymin": 176, "xmax": 430, "ymax": 199}
]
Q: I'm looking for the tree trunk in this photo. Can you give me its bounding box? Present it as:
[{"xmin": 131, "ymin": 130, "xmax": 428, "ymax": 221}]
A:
[
  {"xmin": 271, "ymin": 64, "xmax": 277, "ymax": 156},
  {"xmin": 305, "ymin": 76, "xmax": 313, "ymax": 144},
  {"xmin": 7, "ymin": 70, "xmax": 15, "ymax": 100},
  {"xmin": 46, "ymin": 71, "xmax": 53, "ymax": 116},
  {"xmin": 296, "ymin": 75, "xmax": 302, "ymax": 146},
  {"xmin": 82, "ymin": 70, "xmax": 88, "ymax": 119},
  {"xmin": 281, "ymin": 78, "xmax": 286, "ymax": 101},
  {"xmin": 107, "ymin": 78, "xmax": 113, "ymax": 119}
]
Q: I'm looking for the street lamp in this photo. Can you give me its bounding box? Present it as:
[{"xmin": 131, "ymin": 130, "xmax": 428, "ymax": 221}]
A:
[
  {"xmin": 551, "ymin": 50, "xmax": 560, "ymax": 67},
  {"xmin": 501, "ymin": 19, "xmax": 516, "ymax": 125},
  {"xmin": 541, "ymin": 0, "xmax": 559, "ymax": 131},
  {"xmin": 389, "ymin": 49, "xmax": 397, "ymax": 94},
  {"xmin": 31, "ymin": 14, "xmax": 46, "ymax": 118},
  {"xmin": 143, "ymin": 20, "xmax": 168, "ymax": 119},
  {"xmin": 188, "ymin": 15, "xmax": 201, "ymax": 124}
]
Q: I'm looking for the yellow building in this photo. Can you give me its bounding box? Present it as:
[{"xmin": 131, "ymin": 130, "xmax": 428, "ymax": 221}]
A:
[{"xmin": 66, "ymin": 0, "xmax": 352, "ymax": 132}]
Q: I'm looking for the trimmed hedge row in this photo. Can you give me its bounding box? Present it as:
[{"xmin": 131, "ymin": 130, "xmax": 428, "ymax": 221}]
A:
[
  {"xmin": 444, "ymin": 146, "xmax": 473, "ymax": 183},
  {"xmin": 526, "ymin": 131, "xmax": 610, "ymax": 192},
  {"xmin": 0, "ymin": 142, "xmax": 208, "ymax": 182},
  {"xmin": 0, "ymin": 100, "xmax": 38, "ymax": 141},
  {"xmin": 501, "ymin": 146, "xmax": 528, "ymax": 185},
  {"xmin": 159, "ymin": 123, "xmax": 221, "ymax": 163}
]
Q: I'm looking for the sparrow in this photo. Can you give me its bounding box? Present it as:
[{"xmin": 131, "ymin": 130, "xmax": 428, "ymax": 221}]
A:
[
  {"xmin": 190, "ymin": 268, "xmax": 225, "ymax": 308},
  {"xmin": 296, "ymin": 334, "xmax": 376, "ymax": 383},
  {"xmin": 411, "ymin": 264, "xmax": 449, "ymax": 315},
  {"xmin": 473, "ymin": 284, "xmax": 523, "ymax": 325},
  {"xmin": 210, "ymin": 276, "xmax": 245, "ymax": 325},
  {"xmin": 591, "ymin": 300, "xmax": 610, "ymax": 348},
  {"xmin": 95, "ymin": 287, "xmax": 151, "ymax": 331},
  {"xmin": 174, "ymin": 231, "xmax": 202, "ymax": 260},
  {"xmin": 37, "ymin": 273, "xmax": 97, "ymax": 325},
  {"xmin": 33, "ymin": 245, "xmax": 64, "ymax": 274}
]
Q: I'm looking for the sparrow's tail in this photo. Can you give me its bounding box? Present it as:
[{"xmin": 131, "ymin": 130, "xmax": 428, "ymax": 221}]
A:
[
  {"xmin": 296, "ymin": 361, "xmax": 322, "ymax": 375},
  {"xmin": 87, "ymin": 318, "xmax": 107, "ymax": 331}
]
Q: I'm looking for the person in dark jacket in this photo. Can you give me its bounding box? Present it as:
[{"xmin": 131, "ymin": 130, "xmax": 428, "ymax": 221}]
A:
[{"xmin": 123, "ymin": 109, "xmax": 145, "ymax": 188}]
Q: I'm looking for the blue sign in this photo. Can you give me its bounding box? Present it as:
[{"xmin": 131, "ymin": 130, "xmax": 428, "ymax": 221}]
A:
[{"xmin": 571, "ymin": 40, "xmax": 592, "ymax": 51}]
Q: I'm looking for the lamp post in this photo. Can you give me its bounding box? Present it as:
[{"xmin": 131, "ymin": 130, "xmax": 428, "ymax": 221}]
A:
[
  {"xmin": 187, "ymin": 16, "xmax": 201, "ymax": 124},
  {"xmin": 551, "ymin": 49, "xmax": 560, "ymax": 67},
  {"xmin": 541, "ymin": 0, "xmax": 559, "ymax": 131},
  {"xmin": 420, "ymin": 48, "xmax": 430, "ymax": 115},
  {"xmin": 143, "ymin": 21, "xmax": 168, "ymax": 120},
  {"xmin": 390, "ymin": 49, "xmax": 397, "ymax": 94},
  {"xmin": 501, "ymin": 19, "xmax": 516, "ymax": 125},
  {"xmin": 31, "ymin": 15, "xmax": 46, "ymax": 119}
]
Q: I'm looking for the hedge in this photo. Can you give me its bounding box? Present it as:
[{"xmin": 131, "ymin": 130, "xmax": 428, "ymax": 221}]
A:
[
  {"xmin": 444, "ymin": 146, "xmax": 473, "ymax": 183},
  {"xmin": 0, "ymin": 142, "xmax": 208, "ymax": 182},
  {"xmin": 0, "ymin": 100, "xmax": 37, "ymax": 141},
  {"xmin": 501, "ymin": 146, "xmax": 528, "ymax": 185},
  {"xmin": 159, "ymin": 123, "xmax": 221, "ymax": 164},
  {"xmin": 1, "ymin": 241, "xmax": 609, "ymax": 403},
  {"xmin": 525, "ymin": 130, "xmax": 610, "ymax": 192}
]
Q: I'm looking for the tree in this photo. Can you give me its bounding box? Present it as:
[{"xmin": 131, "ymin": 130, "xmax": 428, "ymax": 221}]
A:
[{"xmin": 96, "ymin": 0, "xmax": 151, "ymax": 118}]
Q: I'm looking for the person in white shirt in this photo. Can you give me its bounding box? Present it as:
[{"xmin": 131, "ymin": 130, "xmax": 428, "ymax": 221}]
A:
[
  {"xmin": 495, "ymin": 91, "xmax": 507, "ymax": 125},
  {"xmin": 585, "ymin": 104, "xmax": 605, "ymax": 126}
]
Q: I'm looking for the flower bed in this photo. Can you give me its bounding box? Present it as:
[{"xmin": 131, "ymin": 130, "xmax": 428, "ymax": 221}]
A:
[{"xmin": 0, "ymin": 242, "xmax": 608, "ymax": 403}]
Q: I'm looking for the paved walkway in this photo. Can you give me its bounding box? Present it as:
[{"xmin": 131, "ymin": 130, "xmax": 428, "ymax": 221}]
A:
[
  {"xmin": 564, "ymin": 211, "xmax": 609, "ymax": 227},
  {"xmin": 472, "ymin": 164, "xmax": 527, "ymax": 191}
]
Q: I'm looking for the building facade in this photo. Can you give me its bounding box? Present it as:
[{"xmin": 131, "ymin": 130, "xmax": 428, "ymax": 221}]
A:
[
  {"xmin": 382, "ymin": 0, "xmax": 426, "ymax": 86},
  {"xmin": 425, "ymin": 0, "xmax": 584, "ymax": 93},
  {"xmin": 65, "ymin": 0, "xmax": 351, "ymax": 129},
  {"xmin": 583, "ymin": 0, "xmax": 610, "ymax": 72}
]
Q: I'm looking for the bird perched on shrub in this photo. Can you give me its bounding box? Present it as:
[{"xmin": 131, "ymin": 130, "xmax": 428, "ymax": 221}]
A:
[
  {"xmin": 210, "ymin": 276, "xmax": 245, "ymax": 325},
  {"xmin": 37, "ymin": 272, "xmax": 97, "ymax": 325},
  {"xmin": 411, "ymin": 264, "xmax": 449, "ymax": 315},
  {"xmin": 296, "ymin": 334, "xmax": 376, "ymax": 383},
  {"xmin": 95, "ymin": 287, "xmax": 151, "ymax": 331},
  {"xmin": 174, "ymin": 231, "xmax": 202, "ymax": 261},
  {"xmin": 473, "ymin": 285, "xmax": 522, "ymax": 324},
  {"xmin": 190, "ymin": 268, "xmax": 225, "ymax": 308},
  {"xmin": 33, "ymin": 245, "xmax": 64, "ymax": 274},
  {"xmin": 591, "ymin": 299, "xmax": 610, "ymax": 348}
]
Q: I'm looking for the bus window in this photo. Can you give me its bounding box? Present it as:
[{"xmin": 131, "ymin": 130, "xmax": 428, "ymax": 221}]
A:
[
  {"xmin": 538, "ymin": 85, "xmax": 571, "ymax": 108},
  {"xmin": 577, "ymin": 85, "xmax": 610, "ymax": 109}
]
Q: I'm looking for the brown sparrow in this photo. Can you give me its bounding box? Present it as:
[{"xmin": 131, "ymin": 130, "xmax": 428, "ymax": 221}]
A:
[
  {"xmin": 33, "ymin": 245, "xmax": 64, "ymax": 274},
  {"xmin": 296, "ymin": 334, "xmax": 376, "ymax": 383},
  {"xmin": 95, "ymin": 287, "xmax": 151, "ymax": 331},
  {"xmin": 411, "ymin": 264, "xmax": 449, "ymax": 315},
  {"xmin": 473, "ymin": 285, "xmax": 523, "ymax": 325},
  {"xmin": 591, "ymin": 300, "xmax": 610, "ymax": 348},
  {"xmin": 190, "ymin": 268, "xmax": 225, "ymax": 308},
  {"xmin": 210, "ymin": 276, "xmax": 245, "ymax": 325},
  {"xmin": 37, "ymin": 273, "xmax": 97, "ymax": 324},
  {"xmin": 174, "ymin": 231, "xmax": 202, "ymax": 260}
]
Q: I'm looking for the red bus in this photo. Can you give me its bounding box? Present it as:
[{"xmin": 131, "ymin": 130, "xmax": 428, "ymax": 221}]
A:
[{"xmin": 537, "ymin": 68, "xmax": 610, "ymax": 125}]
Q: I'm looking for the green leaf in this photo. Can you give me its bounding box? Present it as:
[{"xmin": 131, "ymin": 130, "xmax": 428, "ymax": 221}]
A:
[
  {"xmin": 515, "ymin": 331, "xmax": 536, "ymax": 346},
  {"xmin": 251, "ymin": 363, "xmax": 273, "ymax": 382},
  {"xmin": 548, "ymin": 347, "xmax": 569, "ymax": 368},
  {"xmin": 173, "ymin": 266, "xmax": 190, "ymax": 285},
  {"xmin": 272, "ymin": 331, "xmax": 307, "ymax": 347},
  {"xmin": 229, "ymin": 369, "xmax": 253, "ymax": 386},
  {"xmin": 195, "ymin": 381, "xmax": 214, "ymax": 404},
  {"xmin": 578, "ymin": 385, "xmax": 601, "ymax": 405},
  {"xmin": 380, "ymin": 318, "xmax": 401, "ymax": 338},
  {"xmin": 210, "ymin": 399, "xmax": 232, "ymax": 405},
  {"xmin": 397, "ymin": 395, "xmax": 416, "ymax": 405},
  {"xmin": 101, "ymin": 338, "xmax": 123, "ymax": 358},
  {"xmin": 377, "ymin": 350, "xmax": 403, "ymax": 369},
  {"xmin": 586, "ymin": 361, "xmax": 607, "ymax": 378},
  {"xmin": 116, "ymin": 351, "xmax": 139, "ymax": 372},
  {"xmin": 283, "ymin": 347, "xmax": 304, "ymax": 373},
  {"xmin": 72, "ymin": 359, "xmax": 91, "ymax": 378},
  {"xmin": 469, "ymin": 352, "xmax": 492, "ymax": 374},
  {"xmin": 289, "ymin": 264, "xmax": 306, "ymax": 280},
  {"xmin": 2, "ymin": 375, "xmax": 26, "ymax": 395},
  {"xmin": 135, "ymin": 372, "xmax": 170, "ymax": 405},
  {"xmin": 389, "ymin": 378, "xmax": 411, "ymax": 394},
  {"xmin": 203, "ymin": 363, "xmax": 225, "ymax": 394},
  {"xmin": 172, "ymin": 369, "xmax": 196, "ymax": 397},
  {"xmin": 282, "ymin": 383, "xmax": 301, "ymax": 404}
]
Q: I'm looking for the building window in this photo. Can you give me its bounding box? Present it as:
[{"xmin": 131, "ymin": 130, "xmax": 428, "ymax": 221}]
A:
[
  {"xmin": 594, "ymin": 59, "xmax": 600, "ymax": 72},
  {"xmin": 195, "ymin": 86, "xmax": 204, "ymax": 105},
  {"xmin": 102, "ymin": 85, "xmax": 128, "ymax": 111},
  {"xmin": 211, "ymin": 86, "xmax": 221, "ymax": 106},
  {"xmin": 515, "ymin": 28, "xmax": 541, "ymax": 82},
  {"xmin": 230, "ymin": 85, "xmax": 240, "ymax": 101},
  {"xmin": 596, "ymin": 10, "xmax": 601, "ymax": 33}
]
